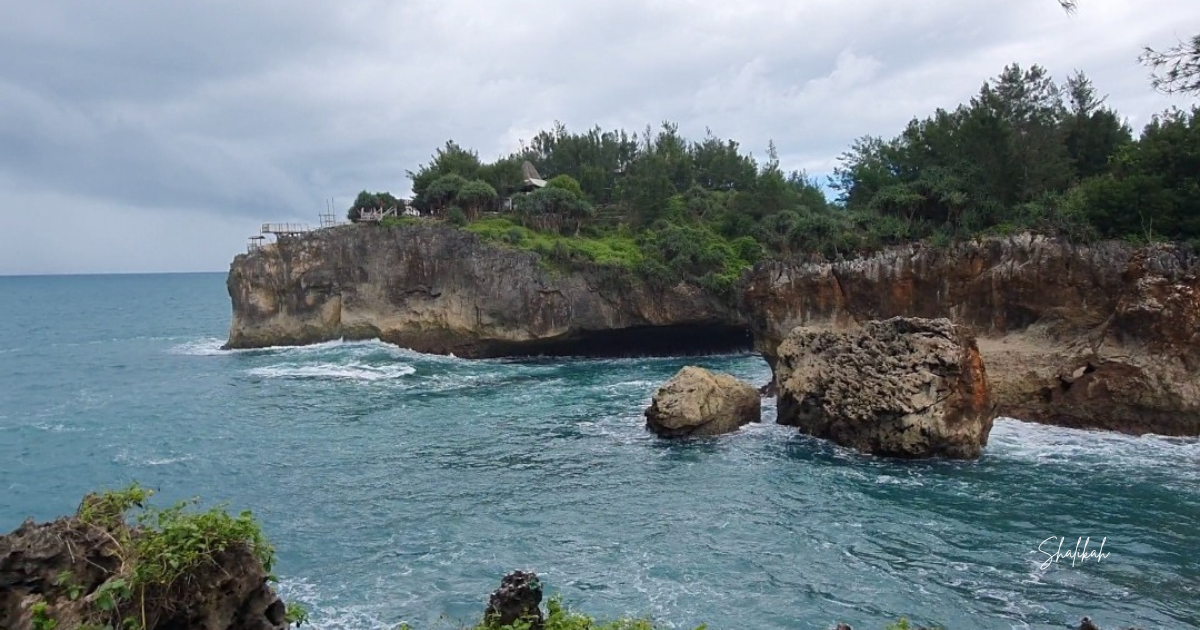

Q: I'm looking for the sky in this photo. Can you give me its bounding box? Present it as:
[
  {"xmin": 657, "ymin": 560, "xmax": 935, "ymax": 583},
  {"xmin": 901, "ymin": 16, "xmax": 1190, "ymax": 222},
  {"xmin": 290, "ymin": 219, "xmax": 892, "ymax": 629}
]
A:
[{"xmin": 1, "ymin": 0, "xmax": 1197, "ymax": 274}]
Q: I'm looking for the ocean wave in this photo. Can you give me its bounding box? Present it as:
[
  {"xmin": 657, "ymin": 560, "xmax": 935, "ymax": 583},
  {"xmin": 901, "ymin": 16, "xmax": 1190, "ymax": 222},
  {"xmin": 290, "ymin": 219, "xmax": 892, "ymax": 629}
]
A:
[
  {"xmin": 171, "ymin": 337, "xmax": 463, "ymax": 364},
  {"xmin": 247, "ymin": 362, "xmax": 417, "ymax": 381},
  {"xmin": 276, "ymin": 578, "xmax": 396, "ymax": 630},
  {"xmin": 33, "ymin": 422, "xmax": 86, "ymax": 433},
  {"xmin": 112, "ymin": 449, "xmax": 195, "ymax": 466}
]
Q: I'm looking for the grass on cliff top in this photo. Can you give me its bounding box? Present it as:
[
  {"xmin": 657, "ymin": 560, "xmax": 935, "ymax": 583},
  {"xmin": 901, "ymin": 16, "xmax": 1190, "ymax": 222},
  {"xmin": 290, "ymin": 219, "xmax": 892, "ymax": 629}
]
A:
[{"xmin": 465, "ymin": 218, "xmax": 645, "ymax": 270}]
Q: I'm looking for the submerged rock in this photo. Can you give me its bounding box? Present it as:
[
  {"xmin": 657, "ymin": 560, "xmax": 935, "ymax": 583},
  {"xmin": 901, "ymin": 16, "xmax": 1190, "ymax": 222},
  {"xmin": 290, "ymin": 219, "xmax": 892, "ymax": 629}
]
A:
[
  {"xmin": 775, "ymin": 317, "xmax": 994, "ymax": 459},
  {"xmin": 484, "ymin": 570, "xmax": 544, "ymax": 630},
  {"xmin": 645, "ymin": 366, "xmax": 761, "ymax": 438}
]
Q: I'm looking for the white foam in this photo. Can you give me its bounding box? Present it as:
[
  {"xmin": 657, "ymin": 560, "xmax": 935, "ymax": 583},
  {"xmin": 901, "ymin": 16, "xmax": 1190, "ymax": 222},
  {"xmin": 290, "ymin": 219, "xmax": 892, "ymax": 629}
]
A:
[
  {"xmin": 170, "ymin": 337, "xmax": 229, "ymax": 356},
  {"xmin": 247, "ymin": 362, "xmax": 416, "ymax": 381},
  {"xmin": 276, "ymin": 578, "xmax": 395, "ymax": 630},
  {"xmin": 171, "ymin": 337, "xmax": 463, "ymax": 364},
  {"xmin": 112, "ymin": 449, "xmax": 194, "ymax": 467}
]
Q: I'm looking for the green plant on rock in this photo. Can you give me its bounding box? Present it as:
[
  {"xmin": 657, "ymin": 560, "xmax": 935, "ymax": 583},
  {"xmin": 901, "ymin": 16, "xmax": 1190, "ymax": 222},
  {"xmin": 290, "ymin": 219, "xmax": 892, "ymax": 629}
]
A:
[
  {"xmin": 68, "ymin": 484, "xmax": 279, "ymax": 630},
  {"xmin": 285, "ymin": 602, "xmax": 309, "ymax": 627},
  {"xmin": 30, "ymin": 600, "xmax": 57, "ymax": 630},
  {"xmin": 77, "ymin": 482, "xmax": 151, "ymax": 529},
  {"xmin": 55, "ymin": 570, "xmax": 85, "ymax": 601}
]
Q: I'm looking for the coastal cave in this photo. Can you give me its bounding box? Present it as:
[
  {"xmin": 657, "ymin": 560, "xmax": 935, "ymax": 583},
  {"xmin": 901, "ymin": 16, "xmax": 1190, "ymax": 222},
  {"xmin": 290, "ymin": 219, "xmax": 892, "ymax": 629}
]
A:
[{"xmin": 480, "ymin": 323, "xmax": 754, "ymax": 358}]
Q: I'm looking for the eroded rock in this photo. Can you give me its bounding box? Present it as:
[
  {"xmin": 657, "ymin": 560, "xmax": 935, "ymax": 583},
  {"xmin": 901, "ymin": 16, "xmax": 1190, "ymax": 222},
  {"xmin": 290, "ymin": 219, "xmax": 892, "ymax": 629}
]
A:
[
  {"xmin": 0, "ymin": 516, "xmax": 287, "ymax": 630},
  {"xmin": 226, "ymin": 224, "xmax": 748, "ymax": 357},
  {"xmin": 775, "ymin": 317, "xmax": 994, "ymax": 458},
  {"xmin": 484, "ymin": 570, "xmax": 544, "ymax": 630},
  {"xmin": 743, "ymin": 234, "xmax": 1200, "ymax": 436},
  {"xmin": 645, "ymin": 366, "xmax": 761, "ymax": 438}
]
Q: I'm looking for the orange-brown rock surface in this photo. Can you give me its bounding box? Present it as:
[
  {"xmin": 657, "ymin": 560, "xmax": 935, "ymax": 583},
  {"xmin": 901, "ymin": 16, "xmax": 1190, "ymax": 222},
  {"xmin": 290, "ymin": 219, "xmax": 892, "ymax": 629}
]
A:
[{"xmin": 743, "ymin": 234, "xmax": 1200, "ymax": 436}]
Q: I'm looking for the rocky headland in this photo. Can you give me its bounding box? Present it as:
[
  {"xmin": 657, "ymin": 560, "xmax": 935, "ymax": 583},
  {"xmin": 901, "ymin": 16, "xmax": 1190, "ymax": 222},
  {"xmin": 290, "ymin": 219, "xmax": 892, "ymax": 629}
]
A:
[
  {"xmin": 742, "ymin": 233, "xmax": 1200, "ymax": 436},
  {"xmin": 226, "ymin": 224, "xmax": 748, "ymax": 358},
  {"xmin": 227, "ymin": 226, "xmax": 1200, "ymax": 437}
]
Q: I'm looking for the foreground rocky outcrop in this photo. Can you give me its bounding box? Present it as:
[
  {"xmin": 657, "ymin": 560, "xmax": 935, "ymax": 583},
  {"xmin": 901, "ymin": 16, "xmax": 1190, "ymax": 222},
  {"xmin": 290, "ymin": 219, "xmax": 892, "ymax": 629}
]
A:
[
  {"xmin": 0, "ymin": 510, "xmax": 286, "ymax": 630},
  {"xmin": 744, "ymin": 234, "xmax": 1200, "ymax": 436},
  {"xmin": 483, "ymin": 570, "xmax": 544, "ymax": 630},
  {"xmin": 645, "ymin": 366, "xmax": 761, "ymax": 437},
  {"xmin": 226, "ymin": 224, "xmax": 748, "ymax": 357},
  {"xmin": 776, "ymin": 318, "xmax": 994, "ymax": 458}
]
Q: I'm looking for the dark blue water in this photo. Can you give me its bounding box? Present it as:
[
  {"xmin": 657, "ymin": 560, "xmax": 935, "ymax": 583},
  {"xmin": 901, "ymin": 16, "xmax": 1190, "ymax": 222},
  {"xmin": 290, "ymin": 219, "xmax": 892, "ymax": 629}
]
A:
[{"xmin": 1, "ymin": 273, "xmax": 1197, "ymax": 630}]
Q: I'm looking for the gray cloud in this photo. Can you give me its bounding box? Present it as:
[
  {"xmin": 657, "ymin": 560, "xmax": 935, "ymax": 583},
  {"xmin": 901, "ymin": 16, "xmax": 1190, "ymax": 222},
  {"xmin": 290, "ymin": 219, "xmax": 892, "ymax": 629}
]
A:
[{"xmin": 1, "ymin": 0, "xmax": 1196, "ymax": 273}]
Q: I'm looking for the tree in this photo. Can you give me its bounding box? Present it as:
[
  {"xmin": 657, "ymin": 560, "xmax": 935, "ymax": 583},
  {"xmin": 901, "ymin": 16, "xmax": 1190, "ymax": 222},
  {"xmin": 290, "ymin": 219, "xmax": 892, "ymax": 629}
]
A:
[
  {"xmin": 512, "ymin": 187, "xmax": 593, "ymax": 235},
  {"xmin": 456, "ymin": 180, "xmax": 499, "ymax": 220},
  {"xmin": 1057, "ymin": 1, "xmax": 1200, "ymax": 96},
  {"xmin": 408, "ymin": 141, "xmax": 482, "ymax": 212},
  {"xmin": 425, "ymin": 173, "xmax": 468, "ymax": 214},
  {"xmin": 1141, "ymin": 35, "xmax": 1200, "ymax": 95},
  {"xmin": 347, "ymin": 190, "xmax": 400, "ymax": 222},
  {"xmin": 546, "ymin": 174, "xmax": 585, "ymax": 199}
]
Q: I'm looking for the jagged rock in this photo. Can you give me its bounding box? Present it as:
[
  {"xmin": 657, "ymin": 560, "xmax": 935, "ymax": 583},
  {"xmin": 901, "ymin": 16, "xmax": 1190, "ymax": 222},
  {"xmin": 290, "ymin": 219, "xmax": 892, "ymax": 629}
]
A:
[
  {"xmin": 226, "ymin": 224, "xmax": 748, "ymax": 357},
  {"xmin": 743, "ymin": 234, "xmax": 1200, "ymax": 436},
  {"xmin": 645, "ymin": 366, "xmax": 762, "ymax": 438},
  {"xmin": 484, "ymin": 570, "xmax": 543, "ymax": 629},
  {"xmin": 775, "ymin": 317, "xmax": 994, "ymax": 459},
  {"xmin": 0, "ymin": 516, "xmax": 287, "ymax": 630}
]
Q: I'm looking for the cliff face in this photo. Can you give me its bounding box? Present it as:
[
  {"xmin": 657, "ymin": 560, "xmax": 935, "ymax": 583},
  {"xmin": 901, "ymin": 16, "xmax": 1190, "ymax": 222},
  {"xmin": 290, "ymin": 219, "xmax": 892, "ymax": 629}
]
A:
[
  {"xmin": 226, "ymin": 224, "xmax": 748, "ymax": 357},
  {"xmin": 742, "ymin": 234, "xmax": 1200, "ymax": 435}
]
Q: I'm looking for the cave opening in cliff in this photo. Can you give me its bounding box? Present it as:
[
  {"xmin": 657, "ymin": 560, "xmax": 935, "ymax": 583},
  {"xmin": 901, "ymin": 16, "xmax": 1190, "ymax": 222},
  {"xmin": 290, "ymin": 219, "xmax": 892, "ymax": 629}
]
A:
[{"xmin": 486, "ymin": 324, "xmax": 755, "ymax": 358}]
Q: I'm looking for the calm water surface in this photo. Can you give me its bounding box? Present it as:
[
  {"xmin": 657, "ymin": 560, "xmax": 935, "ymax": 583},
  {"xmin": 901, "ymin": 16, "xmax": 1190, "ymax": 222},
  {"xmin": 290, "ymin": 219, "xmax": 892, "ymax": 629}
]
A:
[{"xmin": 0, "ymin": 273, "xmax": 1197, "ymax": 629}]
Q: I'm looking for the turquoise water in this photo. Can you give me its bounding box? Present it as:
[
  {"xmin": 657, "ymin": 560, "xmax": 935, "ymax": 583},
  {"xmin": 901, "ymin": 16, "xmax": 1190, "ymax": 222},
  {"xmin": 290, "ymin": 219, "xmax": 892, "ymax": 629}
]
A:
[{"xmin": 1, "ymin": 273, "xmax": 1198, "ymax": 630}]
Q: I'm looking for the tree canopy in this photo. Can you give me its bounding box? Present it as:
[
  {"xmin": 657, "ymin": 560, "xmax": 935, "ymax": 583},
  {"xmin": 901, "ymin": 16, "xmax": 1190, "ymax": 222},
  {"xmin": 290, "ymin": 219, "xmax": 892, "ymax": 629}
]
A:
[{"xmin": 356, "ymin": 61, "xmax": 1198, "ymax": 299}]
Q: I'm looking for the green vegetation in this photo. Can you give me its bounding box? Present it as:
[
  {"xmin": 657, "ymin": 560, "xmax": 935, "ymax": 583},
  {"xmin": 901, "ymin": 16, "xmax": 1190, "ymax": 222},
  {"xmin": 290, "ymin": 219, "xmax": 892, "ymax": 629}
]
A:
[
  {"xmin": 348, "ymin": 190, "xmax": 404, "ymax": 222},
  {"xmin": 69, "ymin": 483, "xmax": 301, "ymax": 630},
  {"xmin": 31, "ymin": 600, "xmax": 57, "ymax": 630},
  {"xmin": 470, "ymin": 596, "xmax": 690, "ymax": 630},
  {"xmin": 353, "ymin": 62, "xmax": 1198, "ymax": 294},
  {"xmin": 833, "ymin": 64, "xmax": 1200, "ymax": 245}
]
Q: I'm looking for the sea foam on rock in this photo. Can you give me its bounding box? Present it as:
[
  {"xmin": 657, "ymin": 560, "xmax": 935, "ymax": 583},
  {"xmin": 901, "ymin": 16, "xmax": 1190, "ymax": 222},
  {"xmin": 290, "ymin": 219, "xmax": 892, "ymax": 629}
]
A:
[
  {"xmin": 775, "ymin": 317, "xmax": 995, "ymax": 459},
  {"xmin": 645, "ymin": 366, "xmax": 761, "ymax": 438}
]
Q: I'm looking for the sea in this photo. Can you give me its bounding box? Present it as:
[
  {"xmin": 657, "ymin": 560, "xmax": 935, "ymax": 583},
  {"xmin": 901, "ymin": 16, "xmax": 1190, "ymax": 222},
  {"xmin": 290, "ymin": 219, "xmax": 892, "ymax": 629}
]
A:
[{"xmin": 0, "ymin": 273, "xmax": 1197, "ymax": 630}]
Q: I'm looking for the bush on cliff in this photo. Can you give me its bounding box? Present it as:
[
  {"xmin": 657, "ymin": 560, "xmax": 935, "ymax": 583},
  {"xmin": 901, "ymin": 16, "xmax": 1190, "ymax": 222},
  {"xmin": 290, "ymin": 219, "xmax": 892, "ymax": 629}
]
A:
[{"xmin": 0, "ymin": 483, "xmax": 299, "ymax": 630}]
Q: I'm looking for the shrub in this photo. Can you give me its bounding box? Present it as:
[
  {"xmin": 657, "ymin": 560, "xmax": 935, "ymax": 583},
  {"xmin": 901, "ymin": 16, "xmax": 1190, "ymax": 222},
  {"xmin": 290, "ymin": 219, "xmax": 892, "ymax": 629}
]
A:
[
  {"xmin": 446, "ymin": 207, "xmax": 468, "ymax": 227},
  {"xmin": 70, "ymin": 483, "xmax": 287, "ymax": 630}
]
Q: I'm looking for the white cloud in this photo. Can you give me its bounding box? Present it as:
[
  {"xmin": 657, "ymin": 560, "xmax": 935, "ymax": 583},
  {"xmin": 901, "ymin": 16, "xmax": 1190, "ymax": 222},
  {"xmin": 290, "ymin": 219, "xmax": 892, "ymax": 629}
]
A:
[{"xmin": 0, "ymin": 0, "xmax": 1198, "ymax": 273}]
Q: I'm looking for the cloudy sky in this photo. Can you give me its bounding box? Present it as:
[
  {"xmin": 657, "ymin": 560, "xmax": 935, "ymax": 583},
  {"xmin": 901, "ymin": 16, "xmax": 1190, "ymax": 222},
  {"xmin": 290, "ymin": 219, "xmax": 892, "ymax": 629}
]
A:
[{"xmin": 1, "ymin": 0, "xmax": 1196, "ymax": 274}]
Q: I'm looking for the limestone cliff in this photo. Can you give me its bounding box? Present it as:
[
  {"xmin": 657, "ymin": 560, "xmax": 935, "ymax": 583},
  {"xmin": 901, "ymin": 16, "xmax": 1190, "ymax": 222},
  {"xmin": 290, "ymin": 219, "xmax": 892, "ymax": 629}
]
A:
[
  {"xmin": 742, "ymin": 234, "xmax": 1200, "ymax": 436},
  {"xmin": 226, "ymin": 224, "xmax": 748, "ymax": 357}
]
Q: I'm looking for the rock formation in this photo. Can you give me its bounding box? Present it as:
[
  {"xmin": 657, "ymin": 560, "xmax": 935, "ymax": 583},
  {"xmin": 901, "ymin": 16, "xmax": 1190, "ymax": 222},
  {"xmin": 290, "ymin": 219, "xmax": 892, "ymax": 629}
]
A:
[
  {"xmin": 483, "ymin": 570, "xmax": 544, "ymax": 630},
  {"xmin": 645, "ymin": 366, "xmax": 761, "ymax": 438},
  {"xmin": 743, "ymin": 234, "xmax": 1200, "ymax": 436},
  {"xmin": 775, "ymin": 318, "xmax": 994, "ymax": 459},
  {"xmin": 0, "ymin": 515, "xmax": 286, "ymax": 630},
  {"xmin": 226, "ymin": 224, "xmax": 748, "ymax": 358}
]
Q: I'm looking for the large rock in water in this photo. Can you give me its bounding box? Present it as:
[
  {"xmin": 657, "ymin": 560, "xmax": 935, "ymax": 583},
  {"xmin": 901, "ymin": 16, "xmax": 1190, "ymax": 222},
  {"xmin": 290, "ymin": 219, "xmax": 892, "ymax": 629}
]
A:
[
  {"xmin": 645, "ymin": 366, "xmax": 761, "ymax": 438},
  {"xmin": 775, "ymin": 317, "xmax": 994, "ymax": 459}
]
